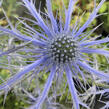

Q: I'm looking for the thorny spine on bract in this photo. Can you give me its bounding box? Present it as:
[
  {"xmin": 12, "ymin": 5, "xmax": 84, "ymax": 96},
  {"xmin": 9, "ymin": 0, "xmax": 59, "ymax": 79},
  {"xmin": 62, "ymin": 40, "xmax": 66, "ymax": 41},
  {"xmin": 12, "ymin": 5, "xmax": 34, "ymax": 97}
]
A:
[{"xmin": 47, "ymin": 34, "xmax": 80, "ymax": 64}]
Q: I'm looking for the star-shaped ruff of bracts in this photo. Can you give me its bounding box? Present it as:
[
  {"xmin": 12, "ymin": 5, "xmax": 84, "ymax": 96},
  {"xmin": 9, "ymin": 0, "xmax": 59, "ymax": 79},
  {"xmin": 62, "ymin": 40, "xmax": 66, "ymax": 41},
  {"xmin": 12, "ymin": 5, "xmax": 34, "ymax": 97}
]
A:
[{"xmin": 0, "ymin": 0, "xmax": 109, "ymax": 108}]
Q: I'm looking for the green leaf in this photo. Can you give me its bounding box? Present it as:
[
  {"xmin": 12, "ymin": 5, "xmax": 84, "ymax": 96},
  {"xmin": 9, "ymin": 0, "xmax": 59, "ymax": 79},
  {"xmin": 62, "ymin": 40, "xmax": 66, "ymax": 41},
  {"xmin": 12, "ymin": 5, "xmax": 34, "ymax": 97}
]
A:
[{"xmin": 99, "ymin": 3, "xmax": 107, "ymax": 13}]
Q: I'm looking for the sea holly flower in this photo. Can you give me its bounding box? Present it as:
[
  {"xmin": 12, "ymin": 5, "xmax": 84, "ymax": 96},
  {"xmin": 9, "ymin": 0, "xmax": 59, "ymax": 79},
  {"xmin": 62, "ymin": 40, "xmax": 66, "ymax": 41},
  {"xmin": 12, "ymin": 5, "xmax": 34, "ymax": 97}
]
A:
[{"xmin": 0, "ymin": 0, "xmax": 109, "ymax": 109}]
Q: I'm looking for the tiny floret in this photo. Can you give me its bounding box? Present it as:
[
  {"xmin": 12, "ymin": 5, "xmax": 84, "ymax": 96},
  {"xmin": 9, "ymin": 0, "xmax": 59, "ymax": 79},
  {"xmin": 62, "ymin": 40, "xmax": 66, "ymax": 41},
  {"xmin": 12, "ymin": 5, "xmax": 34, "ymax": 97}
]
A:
[{"xmin": 49, "ymin": 34, "xmax": 79, "ymax": 64}]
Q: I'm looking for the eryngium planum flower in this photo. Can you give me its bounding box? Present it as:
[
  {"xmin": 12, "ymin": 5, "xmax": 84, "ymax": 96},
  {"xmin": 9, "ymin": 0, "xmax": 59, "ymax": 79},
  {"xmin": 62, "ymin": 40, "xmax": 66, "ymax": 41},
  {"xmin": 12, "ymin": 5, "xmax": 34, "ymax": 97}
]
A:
[{"xmin": 0, "ymin": 0, "xmax": 109, "ymax": 109}]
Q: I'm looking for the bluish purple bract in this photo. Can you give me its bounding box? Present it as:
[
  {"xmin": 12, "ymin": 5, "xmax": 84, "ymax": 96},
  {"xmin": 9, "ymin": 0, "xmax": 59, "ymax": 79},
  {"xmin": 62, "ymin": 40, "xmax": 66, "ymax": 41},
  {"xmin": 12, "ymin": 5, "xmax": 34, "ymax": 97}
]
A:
[{"xmin": 0, "ymin": 0, "xmax": 109, "ymax": 109}]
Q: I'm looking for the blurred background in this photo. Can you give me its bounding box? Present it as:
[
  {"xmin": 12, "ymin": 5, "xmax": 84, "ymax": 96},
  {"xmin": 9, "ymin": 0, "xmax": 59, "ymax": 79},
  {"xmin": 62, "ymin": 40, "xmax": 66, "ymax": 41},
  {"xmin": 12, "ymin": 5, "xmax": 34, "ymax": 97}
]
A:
[{"xmin": 0, "ymin": 0, "xmax": 109, "ymax": 109}]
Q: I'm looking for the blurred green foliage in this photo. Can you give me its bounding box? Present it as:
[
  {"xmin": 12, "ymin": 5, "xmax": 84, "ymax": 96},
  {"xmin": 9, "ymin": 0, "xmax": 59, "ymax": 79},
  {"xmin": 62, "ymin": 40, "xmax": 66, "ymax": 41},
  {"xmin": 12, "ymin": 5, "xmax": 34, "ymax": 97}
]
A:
[
  {"xmin": 0, "ymin": 0, "xmax": 19, "ymax": 25},
  {"xmin": 99, "ymin": 1, "xmax": 109, "ymax": 34},
  {"xmin": 0, "ymin": 0, "xmax": 109, "ymax": 109}
]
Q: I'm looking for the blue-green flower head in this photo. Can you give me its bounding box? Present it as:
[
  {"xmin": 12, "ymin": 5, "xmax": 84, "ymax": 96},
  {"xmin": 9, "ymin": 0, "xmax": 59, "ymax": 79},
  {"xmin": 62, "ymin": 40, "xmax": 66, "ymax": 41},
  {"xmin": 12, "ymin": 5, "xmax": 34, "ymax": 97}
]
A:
[{"xmin": 0, "ymin": 0, "xmax": 109, "ymax": 109}]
